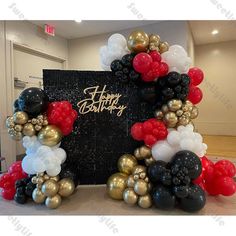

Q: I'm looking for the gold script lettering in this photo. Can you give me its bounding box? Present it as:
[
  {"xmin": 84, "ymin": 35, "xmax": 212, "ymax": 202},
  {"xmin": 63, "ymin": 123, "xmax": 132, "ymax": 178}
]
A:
[{"xmin": 77, "ymin": 85, "xmax": 127, "ymax": 117}]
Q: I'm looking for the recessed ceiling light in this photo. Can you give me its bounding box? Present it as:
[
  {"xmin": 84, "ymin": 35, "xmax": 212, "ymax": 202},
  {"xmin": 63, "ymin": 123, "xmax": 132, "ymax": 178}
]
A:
[
  {"xmin": 211, "ymin": 29, "xmax": 219, "ymax": 35},
  {"xmin": 75, "ymin": 20, "xmax": 82, "ymax": 23}
]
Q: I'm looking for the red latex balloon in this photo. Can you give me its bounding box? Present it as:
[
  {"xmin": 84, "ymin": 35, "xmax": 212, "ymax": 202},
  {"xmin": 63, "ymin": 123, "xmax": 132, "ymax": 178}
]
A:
[
  {"xmin": 158, "ymin": 62, "xmax": 169, "ymax": 76},
  {"xmin": 8, "ymin": 161, "xmax": 22, "ymax": 174},
  {"xmin": 0, "ymin": 173, "xmax": 12, "ymax": 188},
  {"xmin": 133, "ymin": 53, "xmax": 153, "ymax": 73},
  {"xmin": 144, "ymin": 134, "xmax": 157, "ymax": 147},
  {"xmin": 149, "ymin": 50, "xmax": 161, "ymax": 62},
  {"xmin": 213, "ymin": 176, "xmax": 236, "ymax": 196},
  {"xmin": 187, "ymin": 86, "xmax": 203, "ymax": 104},
  {"xmin": 131, "ymin": 123, "xmax": 144, "ymax": 141},
  {"xmin": 214, "ymin": 160, "xmax": 236, "ymax": 178},
  {"xmin": 142, "ymin": 71, "xmax": 155, "ymax": 82},
  {"xmin": 2, "ymin": 188, "xmax": 16, "ymax": 200},
  {"xmin": 188, "ymin": 67, "xmax": 204, "ymax": 86}
]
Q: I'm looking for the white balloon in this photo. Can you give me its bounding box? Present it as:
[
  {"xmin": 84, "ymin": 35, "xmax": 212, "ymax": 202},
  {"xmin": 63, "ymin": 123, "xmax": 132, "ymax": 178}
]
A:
[
  {"xmin": 180, "ymin": 139, "xmax": 194, "ymax": 150},
  {"xmin": 167, "ymin": 131, "xmax": 180, "ymax": 146},
  {"xmin": 22, "ymin": 155, "xmax": 35, "ymax": 175},
  {"xmin": 53, "ymin": 148, "xmax": 67, "ymax": 164},
  {"xmin": 32, "ymin": 158, "xmax": 46, "ymax": 173},
  {"xmin": 108, "ymin": 33, "xmax": 127, "ymax": 48},
  {"xmin": 152, "ymin": 141, "xmax": 175, "ymax": 162},
  {"xmin": 36, "ymin": 145, "xmax": 51, "ymax": 156},
  {"xmin": 47, "ymin": 165, "xmax": 61, "ymax": 177}
]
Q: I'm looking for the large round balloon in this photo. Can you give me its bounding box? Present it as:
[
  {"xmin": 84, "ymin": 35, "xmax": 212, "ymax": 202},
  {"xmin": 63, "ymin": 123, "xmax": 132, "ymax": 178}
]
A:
[{"xmin": 18, "ymin": 87, "xmax": 49, "ymax": 117}]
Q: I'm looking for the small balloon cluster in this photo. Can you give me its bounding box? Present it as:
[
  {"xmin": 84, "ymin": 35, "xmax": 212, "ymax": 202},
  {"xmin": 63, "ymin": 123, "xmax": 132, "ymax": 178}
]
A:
[
  {"xmin": 0, "ymin": 161, "xmax": 27, "ymax": 200},
  {"xmin": 3, "ymin": 87, "xmax": 79, "ymax": 209},
  {"xmin": 194, "ymin": 157, "xmax": 236, "ymax": 196}
]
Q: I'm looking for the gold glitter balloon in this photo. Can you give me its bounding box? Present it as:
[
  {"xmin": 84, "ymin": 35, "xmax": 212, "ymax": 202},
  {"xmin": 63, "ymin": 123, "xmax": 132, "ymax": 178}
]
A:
[
  {"xmin": 159, "ymin": 41, "xmax": 169, "ymax": 53},
  {"xmin": 41, "ymin": 180, "xmax": 59, "ymax": 197},
  {"xmin": 132, "ymin": 165, "xmax": 147, "ymax": 175},
  {"xmin": 191, "ymin": 106, "xmax": 199, "ymax": 119},
  {"xmin": 127, "ymin": 30, "xmax": 149, "ymax": 53},
  {"xmin": 6, "ymin": 116, "xmax": 14, "ymax": 128},
  {"xmin": 14, "ymin": 124, "xmax": 23, "ymax": 132},
  {"xmin": 38, "ymin": 125, "xmax": 63, "ymax": 147},
  {"xmin": 123, "ymin": 188, "xmax": 138, "ymax": 205},
  {"xmin": 45, "ymin": 194, "xmax": 62, "ymax": 209},
  {"xmin": 32, "ymin": 188, "xmax": 46, "ymax": 203},
  {"xmin": 22, "ymin": 123, "xmax": 36, "ymax": 136},
  {"xmin": 134, "ymin": 179, "xmax": 148, "ymax": 196},
  {"xmin": 127, "ymin": 175, "xmax": 135, "ymax": 188},
  {"xmin": 138, "ymin": 194, "xmax": 152, "ymax": 208},
  {"xmin": 167, "ymin": 99, "xmax": 182, "ymax": 112},
  {"xmin": 118, "ymin": 154, "xmax": 137, "ymax": 175},
  {"xmin": 13, "ymin": 111, "xmax": 28, "ymax": 125},
  {"xmin": 107, "ymin": 172, "xmax": 128, "ymax": 200},
  {"xmin": 58, "ymin": 178, "xmax": 75, "ymax": 197},
  {"xmin": 154, "ymin": 110, "xmax": 164, "ymax": 119}
]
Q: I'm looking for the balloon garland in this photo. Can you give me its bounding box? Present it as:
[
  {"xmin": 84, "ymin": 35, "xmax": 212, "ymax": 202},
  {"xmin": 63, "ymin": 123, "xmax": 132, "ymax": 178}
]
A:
[
  {"xmin": 2, "ymin": 87, "xmax": 79, "ymax": 209},
  {"xmin": 103, "ymin": 30, "xmax": 236, "ymax": 212}
]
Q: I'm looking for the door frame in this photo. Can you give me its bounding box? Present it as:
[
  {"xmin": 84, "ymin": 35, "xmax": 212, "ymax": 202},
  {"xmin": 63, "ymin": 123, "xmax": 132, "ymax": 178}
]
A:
[{"xmin": 1, "ymin": 40, "xmax": 67, "ymax": 170}]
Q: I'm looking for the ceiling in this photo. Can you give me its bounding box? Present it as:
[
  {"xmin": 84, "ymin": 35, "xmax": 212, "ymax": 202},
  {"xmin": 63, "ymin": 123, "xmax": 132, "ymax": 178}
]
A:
[
  {"xmin": 189, "ymin": 20, "xmax": 236, "ymax": 45},
  {"xmin": 31, "ymin": 20, "xmax": 157, "ymax": 39}
]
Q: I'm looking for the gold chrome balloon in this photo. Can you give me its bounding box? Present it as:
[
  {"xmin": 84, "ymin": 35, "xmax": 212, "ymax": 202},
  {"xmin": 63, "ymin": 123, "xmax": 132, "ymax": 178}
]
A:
[
  {"xmin": 127, "ymin": 175, "xmax": 135, "ymax": 188},
  {"xmin": 6, "ymin": 116, "xmax": 14, "ymax": 128},
  {"xmin": 14, "ymin": 124, "xmax": 23, "ymax": 132},
  {"xmin": 41, "ymin": 180, "xmax": 59, "ymax": 197},
  {"xmin": 123, "ymin": 188, "xmax": 138, "ymax": 205},
  {"xmin": 176, "ymin": 109, "xmax": 184, "ymax": 117},
  {"xmin": 22, "ymin": 123, "xmax": 36, "ymax": 136},
  {"xmin": 168, "ymin": 99, "xmax": 182, "ymax": 112},
  {"xmin": 50, "ymin": 175, "xmax": 60, "ymax": 182},
  {"xmin": 132, "ymin": 165, "xmax": 147, "ymax": 175},
  {"xmin": 161, "ymin": 104, "xmax": 169, "ymax": 113},
  {"xmin": 191, "ymin": 106, "xmax": 199, "ymax": 119},
  {"xmin": 107, "ymin": 172, "xmax": 128, "ymax": 200},
  {"xmin": 58, "ymin": 178, "xmax": 75, "ymax": 197},
  {"xmin": 164, "ymin": 112, "xmax": 178, "ymax": 127},
  {"xmin": 145, "ymin": 156, "xmax": 155, "ymax": 166},
  {"xmin": 154, "ymin": 110, "xmax": 164, "ymax": 120},
  {"xmin": 32, "ymin": 188, "xmax": 46, "ymax": 204},
  {"xmin": 178, "ymin": 116, "xmax": 190, "ymax": 126},
  {"xmin": 134, "ymin": 179, "xmax": 148, "ymax": 196},
  {"xmin": 118, "ymin": 154, "xmax": 137, "ymax": 175},
  {"xmin": 45, "ymin": 194, "xmax": 62, "ymax": 209},
  {"xmin": 38, "ymin": 125, "xmax": 63, "ymax": 147},
  {"xmin": 139, "ymin": 146, "xmax": 152, "ymax": 159},
  {"xmin": 127, "ymin": 30, "xmax": 149, "ymax": 53},
  {"xmin": 13, "ymin": 111, "xmax": 28, "ymax": 125},
  {"xmin": 149, "ymin": 34, "xmax": 161, "ymax": 51},
  {"xmin": 138, "ymin": 194, "xmax": 152, "ymax": 208},
  {"xmin": 159, "ymin": 41, "xmax": 169, "ymax": 53},
  {"xmin": 10, "ymin": 131, "xmax": 23, "ymax": 141}
]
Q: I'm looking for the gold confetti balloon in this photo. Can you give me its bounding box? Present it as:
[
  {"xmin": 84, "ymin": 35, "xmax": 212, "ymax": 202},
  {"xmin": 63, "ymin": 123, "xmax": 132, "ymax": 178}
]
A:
[
  {"xmin": 138, "ymin": 194, "xmax": 152, "ymax": 208},
  {"xmin": 22, "ymin": 123, "xmax": 36, "ymax": 136},
  {"xmin": 38, "ymin": 125, "xmax": 63, "ymax": 147},
  {"xmin": 41, "ymin": 180, "xmax": 59, "ymax": 197},
  {"xmin": 123, "ymin": 188, "xmax": 138, "ymax": 205},
  {"xmin": 134, "ymin": 179, "xmax": 148, "ymax": 196},
  {"xmin": 127, "ymin": 30, "xmax": 149, "ymax": 53},
  {"xmin": 45, "ymin": 194, "xmax": 62, "ymax": 209},
  {"xmin": 13, "ymin": 111, "xmax": 28, "ymax": 125},
  {"xmin": 107, "ymin": 172, "xmax": 128, "ymax": 200},
  {"xmin": 118, "ymin": 154, "xmax": 137, "ymax": 175},
  {"xmin": 58, "ymin": 178, "xmax": 75, "ymax": 197},
  {"xmin": 32, "ymin": 188, "xmax": 46, "ymax": 204}
]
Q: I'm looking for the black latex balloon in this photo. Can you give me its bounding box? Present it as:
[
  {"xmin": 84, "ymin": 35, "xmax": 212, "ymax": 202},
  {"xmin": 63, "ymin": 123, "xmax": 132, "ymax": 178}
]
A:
[
  {"xmin": 18, "ymin": 87, "xmax": 49, "ymax": 117},
  {"xmin": 171, "ymin": 150, "xmax": 202, "ymax": 179},
  {"xmin": 14, "ymin": 193, "xmax": 27, "ymax": 204},
  {"xmin": 152, "ymin": 185, "xmax": 176, "ymax": 210},
  {"xmin": 129, "ymin": 69, "xmax": 140, "ymax": 82},
  {"xmin": 25, "ymin": 182, "xmax": 36, "ymax": 197},
  {"xmin": 179, "ymin": 184, "xmax": 206, "ymax": 212},
  {"xmin": 148, "ymin": 161, "xmax": 167, "ymax": 183},
  {"xmin": 115, "ymin": 71, "xmax": 129, "ymax": 83},
  {"xmin": 173, "ymin": 185, "xmax": 189, "ymax": 198},
  {"xmin": 166, "ymin": 72, "xmax": 181, "ymax": 86},
  {"xmin": 110, "ymin": 60, "xmax": 123, "ymax": 72},
  {"xmin": 139, "ymin": 83, "xmax": 158, "ymax": 104},
  {"xmin": 161, "ymin": 170, "xmax": 172, "ymax": 186},
  {"xmin": 121, "ymin": 53, "xmax": 135, "ymax": 68},
  {"xmin": 16, "ymin": 186, "xmax": 25, "ymax": 195},
  {"xmin": 13, "ymin": 99, "xmax": 20, "ymax": 112},
  {"xmin": 15, "ymin": 179, "xmax": 25, "ymax": 189}
]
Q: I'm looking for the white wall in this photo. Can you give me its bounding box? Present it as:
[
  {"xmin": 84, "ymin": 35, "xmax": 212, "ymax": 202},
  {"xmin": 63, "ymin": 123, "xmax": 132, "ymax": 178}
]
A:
[
  {"xmin": 68, "ymin": 21, "xmax": 189, "ymax": 70},
  {"xmin": 194, "ymin": 41, "xmax": 236, "ymax": 136}
]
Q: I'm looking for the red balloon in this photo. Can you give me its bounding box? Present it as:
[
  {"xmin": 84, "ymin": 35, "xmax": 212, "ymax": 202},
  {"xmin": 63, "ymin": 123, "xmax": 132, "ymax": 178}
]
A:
[
  {"xmin": 2, "ymin": 188, "xmax": 16, "ymax": 200},
  {"xmin": 187, "ymin": 86, "xmax": 203, "ymax": 104},
  {"xmin": 188, "ymin": 67, "xmax": 204, "ymax": 86},
  {"xmin": 143, "ymin": 121, "xmax": 153, "ymax": 134},
  {"xmin": 213, "ymin": 176, "xmax": 236, "ymax": 196},
  {"xmin": 144, "ymin": 134, "xmax": 157, "ymax": 147},
  {"xmin": 133, "ymin": 53, "xmax": 153, "ymax": 73},
  {"xmin": 0, "ymin": 173, "xmax": 12, "ymax": 188},
  {"xmin": 8, "ymin": 161, "xmax": 22, "ymax": 174},
  {"xmin": 149, "ymin": 50, "xmax": 161, "ymax": 62},
  {"xmin": 131, "ymin": 123, "xmax": 144, "ymax": 141},
  {"xmin": 214, "ymin": 160, "xmax": 236, "ymax": 178},
  {"xmin": 141, "ymin": 71, "xmax": 155, "ymax": 82},
  {"xmin": 158, "ymin": 62, "xmax": 169, "ymax": 76}
]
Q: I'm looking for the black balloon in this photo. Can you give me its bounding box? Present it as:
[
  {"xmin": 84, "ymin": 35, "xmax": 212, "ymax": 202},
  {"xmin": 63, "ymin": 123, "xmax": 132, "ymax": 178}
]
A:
[
  {"xmin": 16, "ymin": 186, "xmax": 25, "ymax": 195},
  {"xmin": 173, "ymin": 185, "xmax": 189, "ymax": 198},
  {"xmin": 110, "ymin": 60, "xmax": 123, "ymax": 72},
  {"xmin": 139, "ymin": 83, "xmax": 158, "ymax": 104},
  {"xmin": 171, "ymin": 150, "xmax": 202, "ymax": 179},
  {"xmin": 148, "ymin": 161, "xmax": 167, "ymax": 183},
  {"xmin": 179, "ymin": 184, "xmax": 206, "ymax": 212},
  {"xmin": 161, "ymin": 170, "xmax": 172, "ymax": 186},
  {"xmin": 13, "ymin": 99, "xmax": 20, "ymax": 112},
  {"xmin": 152, "ymin": 185, "xmax": 176, "ymax": 210},
  {"xmin": 121, "ymin": 53, "xmax": 135, "ymax": 68},
  {"xmin": 14, "ymin": 193, "xmax": 27, "ymax": 204},
  {"xmin": 18, "ymin": 87, "xmax": 49, "ymax": 117},
  {"xmin": 25, "ymin": 182, "xmax": 36, "ymax": 197}
]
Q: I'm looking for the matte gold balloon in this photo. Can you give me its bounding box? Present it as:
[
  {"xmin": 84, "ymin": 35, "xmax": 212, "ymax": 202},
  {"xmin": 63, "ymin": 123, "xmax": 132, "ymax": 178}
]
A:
[
  {"xmin": 32, "ymin": 188, "xmax": 46, "ymax": 203},
  {"xmin": 164, "ymin": 112, "xmax": 178, "ymax": 127},
  {"xmin": 134, "ymin": 179, "xmax": 148, "ymax": 196},
  {"xmin": 159, "ymin": 41, "xmax": 169, "ymax": 53},
  {"xmin": 107, "ymin": 172, "xmax": 128, "ymax": 200},
  {"xmin": 139, "ymin": 146, "xmax": 152, "ymax": 159},
  {"xmin": 191, "ymin": 106, "xmax": 199, "ymax": 119},
  {"xmin": 6, "ymin": 116, "xmax": 14, "ymax": 128},
  {"xmin": 145, "ymin": 156, "xmax": 155, "ymax": 166},
  {"xmin": 132, "ymin": 165, "xmax": 147, "ymax": 175},
  {"xmin": 127, "ymin": 175, "xmax": 135, "ymax": 188},
  {"xmin": 58, "ymin": 178, "xmax": 75, "ymax": 197},
  {"xmin": 123, "ymin": 188, "xmax": 138, "ymax": 205},
  {"xmin": 38, "ymin": 125, "xmax": 63, "ymax": 147},
  {"xmin": 161, "ymin": 104, "xmax": 169, "ymax": 113},
  {"xmin": 13, "ymin": 111, "xmax": 28, "ymax": 125},
  {"xmin": 41, "ymin": 180, "xmax": 59, "ymax": 197},
  {"xmin": 45, "ymin": 194, "xmax": 62, "ymax": 209},
  {"xmin": 154, "ymin": 110, "xmax": 164, "ymax": 119},
  {"xmin": 167, "ymin": 99, "xmax": 182, "ymax": 112},
  {"xmin": 127, "ymin": 30, "xmax": 149, "ymax": 53},
  {"xmin": 23, "ymin": 123, "xmax": 36, "ymax": 136},
  {"xmin": 118, "ymin": 154, "xmax": 137, "ymax": 175},
  {"xmin": 138, "ymin": 194, "xmax": 152, "ymax": 208}
]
